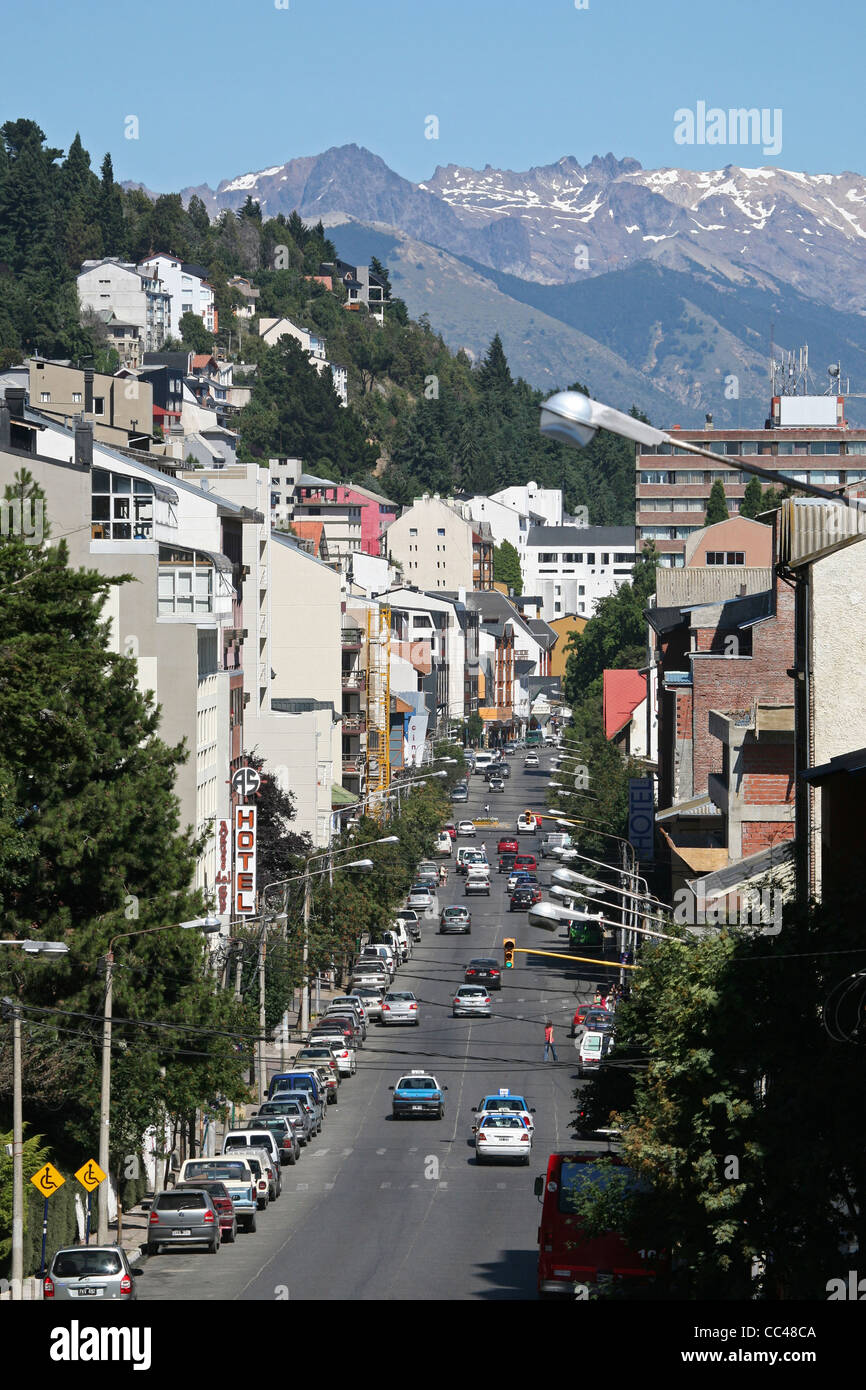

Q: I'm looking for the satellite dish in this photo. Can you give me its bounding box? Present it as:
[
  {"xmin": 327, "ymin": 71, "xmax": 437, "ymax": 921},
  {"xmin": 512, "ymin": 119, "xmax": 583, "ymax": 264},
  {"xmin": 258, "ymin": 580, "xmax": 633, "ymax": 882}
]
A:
[{"xmin": 829, "ymin": 364, "xmax": 840, "ymax": 378}]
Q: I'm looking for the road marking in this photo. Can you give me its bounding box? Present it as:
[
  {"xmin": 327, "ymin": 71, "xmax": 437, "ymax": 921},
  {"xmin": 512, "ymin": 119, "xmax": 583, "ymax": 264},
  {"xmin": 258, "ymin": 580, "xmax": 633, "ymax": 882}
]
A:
[
  {"xmin": 295, "ymin": 1182, "xmax": 309, "ymax": 1191},
  {"xmin": 341, "ymin": 1148, "xmax": 353, "ymax": 1156},
  {"xmin": 409, "ymin": 1183, "xmax": 419, "ymax": 1188},
  {"xmin": 438, "ymin": 1181, "xmax": 448, "ymax": 1189},
  {"xmin": 376, "ymin": 1148, "xmax": 386, "ymax": 1155},
  {"xmin": 409, "ymin": 1146, "xmax": 418, "ymax": 1153},
  {"xmin": 311, "ymin": 1147, "xmax": 329, "ymax": 1156},
  {"xmin": 324, "ymin": 1182, "xmax": 335, "ymax": 1190},
  {"xmin": 380, "ymin": 1181, "xmax": 392, "ymax": 1189},
  {"xmin": 497, "ymin": 1183, "xmax": 506, "ymax": 1189}
]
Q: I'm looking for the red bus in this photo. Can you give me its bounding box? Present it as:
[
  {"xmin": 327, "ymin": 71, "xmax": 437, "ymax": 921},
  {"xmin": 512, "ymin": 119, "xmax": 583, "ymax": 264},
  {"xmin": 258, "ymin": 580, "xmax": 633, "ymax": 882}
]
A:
[{"xmin": 535, "ymin": 1151, "xmax": 662, "ymax": 1297}]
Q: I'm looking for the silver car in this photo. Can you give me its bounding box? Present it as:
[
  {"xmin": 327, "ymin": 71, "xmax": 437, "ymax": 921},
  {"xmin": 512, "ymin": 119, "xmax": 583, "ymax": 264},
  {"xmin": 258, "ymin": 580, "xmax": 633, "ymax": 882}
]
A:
[
  {"xmin": 452, "ymin": 985, "xmax": 492, "ymax": 1017},
  {"xmin": 146, "ymin": 1188, "xmax": 221, "ymax": 1254},
  {"xmin": 258, "ymin": 1096, "xmax": 315, "ymax": 1145},
  {"xmin": 350, "ymin": 985, "xmax": 383, "ymax": 1020},
  {"xmin": 45, "ymin": 1244, "xmax": 140, "ymax": 1300},
  {"xmin": 381, "ymin": 990, "xmax": 420, "ymax": 1026}
]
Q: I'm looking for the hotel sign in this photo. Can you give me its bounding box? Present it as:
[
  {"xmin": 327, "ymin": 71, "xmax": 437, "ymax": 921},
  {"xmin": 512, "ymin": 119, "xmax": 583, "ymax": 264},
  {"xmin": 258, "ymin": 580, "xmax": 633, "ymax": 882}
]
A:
[{"xmin": 234, "ymin": 804, "xmax": 257, "ymax": 915}]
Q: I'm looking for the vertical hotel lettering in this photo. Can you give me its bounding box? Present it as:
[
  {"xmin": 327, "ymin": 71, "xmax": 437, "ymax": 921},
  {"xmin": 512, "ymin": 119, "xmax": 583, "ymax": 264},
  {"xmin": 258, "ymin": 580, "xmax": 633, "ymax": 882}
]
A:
[{"xmin": 234, "ymin": 805, "xmax": 257, "ymax": 915}]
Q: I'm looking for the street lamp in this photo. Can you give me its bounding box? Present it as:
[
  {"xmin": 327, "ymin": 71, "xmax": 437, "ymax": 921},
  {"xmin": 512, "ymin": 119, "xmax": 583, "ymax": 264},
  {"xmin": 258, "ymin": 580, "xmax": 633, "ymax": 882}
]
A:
[
  {"xmin": 1, "ymin": 939, "xmax": 70, "ymax": 1300},
  {"xmin": 97, "ymin": 916, "xmax": 220, "ymax": 1245},
  {"xmin": 539, "ymin": 389, "xmax": 849, "ymax": 503}
]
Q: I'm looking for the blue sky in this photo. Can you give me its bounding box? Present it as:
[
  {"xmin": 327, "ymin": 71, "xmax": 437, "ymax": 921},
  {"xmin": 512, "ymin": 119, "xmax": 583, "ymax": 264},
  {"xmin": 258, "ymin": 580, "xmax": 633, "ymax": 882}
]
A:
[{"xmin": 0, "ymin": 0, "xmax": 860, "ymax": 189}]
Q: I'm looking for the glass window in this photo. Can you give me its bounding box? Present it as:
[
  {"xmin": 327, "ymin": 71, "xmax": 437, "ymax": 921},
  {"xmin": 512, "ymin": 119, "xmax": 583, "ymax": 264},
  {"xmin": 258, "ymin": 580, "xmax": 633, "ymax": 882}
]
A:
[
  {"xmin": 40, "ymin": 391, "xmax": 50, "ymax": 403},
  {"xmin": 93, "ymin": 396, "xmax": 105, "ymax": 416},
  {"xmin": 578, "ymin": 585, "xmax": 585, "ymax": 595},
  {"xmin": 409, "ymin": 528, "xmax": 417, "ymax": 536},
  {"xmin": 585, "ymin": 553, "xmax": 595, "ymax": 564},
  {"xmin": 723, "ymin": 442, "xmax": 741, "ymax": 455},
  {"xmin": 437, "ymin": 527, "xmax": 445, "ymax": 536},
  {"xmin": 844, "ymin": 442, "xmax": 866, "ymax": 455}
]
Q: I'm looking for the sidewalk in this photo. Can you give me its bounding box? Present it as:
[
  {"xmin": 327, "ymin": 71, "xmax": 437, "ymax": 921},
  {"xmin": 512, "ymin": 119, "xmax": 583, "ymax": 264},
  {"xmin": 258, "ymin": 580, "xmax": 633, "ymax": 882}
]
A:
[{"xmin": 116, "ymin": 974, "xmax": 350, "ymax": 1266}]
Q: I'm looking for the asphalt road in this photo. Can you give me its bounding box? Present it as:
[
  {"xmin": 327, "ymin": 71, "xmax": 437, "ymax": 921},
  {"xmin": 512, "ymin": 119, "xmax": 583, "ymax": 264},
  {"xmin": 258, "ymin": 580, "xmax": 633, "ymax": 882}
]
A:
[{"xmin": 138, "ymin": 752, "xmax": 615, "ymax": 1302}]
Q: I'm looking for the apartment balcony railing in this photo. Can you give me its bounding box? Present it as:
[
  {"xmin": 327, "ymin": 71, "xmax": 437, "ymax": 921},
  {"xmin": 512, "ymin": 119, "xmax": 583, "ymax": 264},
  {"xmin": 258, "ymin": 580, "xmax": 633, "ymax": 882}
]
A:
[
  {"xmin": 342, "ymin": 758, "xmax": 364, "ymax": 776},
  {"xmin": 341, "ymin": 712, "xmax": 367, "ymax": 733},
  {"xmin": 341, "ymin": 627, "xmax": 363, "ymax": 649},
  {"xmin": 341, "ymin": 670, "xmax": 366, "ymax": 691}
]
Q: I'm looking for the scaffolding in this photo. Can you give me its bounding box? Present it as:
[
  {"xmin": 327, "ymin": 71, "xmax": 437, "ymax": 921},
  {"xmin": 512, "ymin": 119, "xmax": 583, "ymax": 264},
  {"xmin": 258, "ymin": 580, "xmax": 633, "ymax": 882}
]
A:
[{"xmin": 366, "ymin": 604, "xmax": 391, "ymax": 802}]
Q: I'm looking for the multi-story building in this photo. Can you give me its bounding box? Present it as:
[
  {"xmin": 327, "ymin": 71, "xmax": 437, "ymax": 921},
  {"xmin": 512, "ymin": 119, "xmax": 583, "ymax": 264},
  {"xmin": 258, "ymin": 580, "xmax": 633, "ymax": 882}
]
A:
[
  {"xmin": 27, "ymin": 359, "xmax": 154, "ymax": 451},
  {"xmin": 78, "ymin": 258, "xmax": 171, "ymax": 353},
  {"xmin": 386, "ymin": 494, "xmax": 494, "ymax": 593},
  {"xmin": 227, "ymin": 275, "xmax": 260, "ymax": 319},
  {"xmin": 322, "ymin": 260, "xmax": 389, "ymax": 325},
  {"xmin": 138, "ymin": 255, "xmax": 218, "ymax": 341},
  {"xmin": 267, "ymin": 461, "xmax": 398, "ymax": 557},
  {"xmin": 635, "ymin": 390, "xmax": 866, "ymax": 567},
  {"xmin": 523, "ymin": 525, "xmax": 638, "ymax": 622}
]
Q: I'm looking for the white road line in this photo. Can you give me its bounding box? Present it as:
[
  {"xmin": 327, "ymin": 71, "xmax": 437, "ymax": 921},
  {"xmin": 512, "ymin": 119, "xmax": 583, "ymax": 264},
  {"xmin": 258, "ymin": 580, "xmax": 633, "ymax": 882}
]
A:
[
  {"xmin": 341, "ymin": 1148, "xmax": 353, "ymax": 1157},
  {"xmin": 311, "ymin": 1148, "xmax": 330, "ymax": 1156},
  {"xmin": 295, "ymin": 1182, "xmax": 309, "ymax": 1191},
  {"xmin": 324, "ymin": 1182, "xmax": 335, "ymax": 1190},
  {"xmin": 380, "ymin": 1181, "xmax": 391, "ymax": 1189},
  {"xmin": 376, "ymin": 1148, "xmax": 386, "ymax": 1155}
]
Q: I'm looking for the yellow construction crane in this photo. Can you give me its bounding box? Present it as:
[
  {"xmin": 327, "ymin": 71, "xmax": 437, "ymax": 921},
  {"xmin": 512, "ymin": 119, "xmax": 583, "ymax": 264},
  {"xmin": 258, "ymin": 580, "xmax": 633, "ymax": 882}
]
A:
[{"xmin": 366, "ymin": 605, "xmax": 391, "ymax": 807}]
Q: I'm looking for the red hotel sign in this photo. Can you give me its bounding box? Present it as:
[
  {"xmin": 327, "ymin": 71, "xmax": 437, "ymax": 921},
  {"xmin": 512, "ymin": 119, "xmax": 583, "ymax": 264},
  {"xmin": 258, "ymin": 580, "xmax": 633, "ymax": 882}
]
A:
[
  {"xmin": 234, "ymin": 805, "xmax": 257, "ymax": 915},
  {"xmin": 215, "ymin": 818, "xmax": 231, "ymax": 915}
]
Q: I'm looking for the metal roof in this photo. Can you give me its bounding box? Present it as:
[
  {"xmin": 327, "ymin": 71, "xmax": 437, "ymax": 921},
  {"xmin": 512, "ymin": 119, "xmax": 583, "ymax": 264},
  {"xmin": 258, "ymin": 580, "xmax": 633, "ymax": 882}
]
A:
[
  {"xmin": 777, "ymin": 497, "xmax": 866, "ymax": 567},
  {"xmin": 526, "ymin": 525, "xmax": 637, "ymax": 546},
  {"xmin": 656, "ymin": 567, "xmax": 774, "ymax": 608},
  {"xmin": 686, "ymin": 840, "xmax": 795, "ymax": 899}
]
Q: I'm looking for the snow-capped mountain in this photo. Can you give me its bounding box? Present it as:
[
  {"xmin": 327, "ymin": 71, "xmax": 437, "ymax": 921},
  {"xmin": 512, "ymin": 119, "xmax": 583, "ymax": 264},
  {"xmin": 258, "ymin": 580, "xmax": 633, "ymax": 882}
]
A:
[{"xmin": 171, "ymin": 146, "xmax": 866, "ymax": 314}]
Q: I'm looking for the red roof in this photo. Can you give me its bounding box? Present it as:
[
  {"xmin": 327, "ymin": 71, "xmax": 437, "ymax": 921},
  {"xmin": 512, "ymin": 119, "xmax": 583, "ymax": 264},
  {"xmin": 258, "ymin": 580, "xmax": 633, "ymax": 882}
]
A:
[
  {"xmin": 290, "ymin": 521, "xmax": 325, "ymax": 556},
  {"xmin": 152, "ymin": 405, "xmax": 181, "ymax": 418},
  {"xmin": 191, "ymin": 353, "xmax": 217, "ymax": 369},
  {"xmin": 603, "ymin": 669, "xmax": 647, "ymax": 740}
]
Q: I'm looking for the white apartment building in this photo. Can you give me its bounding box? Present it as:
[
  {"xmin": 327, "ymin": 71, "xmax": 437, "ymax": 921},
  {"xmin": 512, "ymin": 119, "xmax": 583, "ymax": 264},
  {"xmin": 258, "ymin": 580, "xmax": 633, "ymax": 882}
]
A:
[
  {"xmin": 77, "ymin": 258, "xmax": 171, "ymax": 354},
  {"xmin": 492, "ymin": 482, "xmax": 563, "ymax": 528},
  {"xmin": 139, "ymin": 255, "xmax": 217, "ymax": 340},
  {"xmin": 386, "ymin": 495, "xmax": 494, "ymax": 592},
  {"xmin": 523, "ymin": 525, "xmax": 639, "ymax": 621}
]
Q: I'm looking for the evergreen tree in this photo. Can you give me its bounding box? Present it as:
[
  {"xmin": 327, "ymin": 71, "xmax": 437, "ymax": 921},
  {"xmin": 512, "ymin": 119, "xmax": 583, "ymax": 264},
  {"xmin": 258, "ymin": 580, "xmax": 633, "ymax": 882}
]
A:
[
  {"xmin": 493, "ymin": 539, "xmax": 523, "ymax": 595},
  {"xmin": 98, "ymin": 152, "xmax": 125, "ymax": 255},
  {"xmin": 179, "ymin": 310, "xmax": 213, "ymax": 353},
  {"xmin": 739, "ymin": 475, "xmax": 764, "ymax": 519},
  {"xmin": 705, "ymin": 479, "xmax": 729, "ymax": 525}
]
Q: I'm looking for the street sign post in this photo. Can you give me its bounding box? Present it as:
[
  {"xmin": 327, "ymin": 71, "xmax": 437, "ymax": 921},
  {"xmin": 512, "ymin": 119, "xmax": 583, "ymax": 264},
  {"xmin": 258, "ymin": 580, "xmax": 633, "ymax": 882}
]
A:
[
  {"xmin": 75, "ymin": 1158, "xmax": 107, "ymax": 1245},
  {"xmin": 31, "ymin": 1162, "xmax": 65, "ymax": 1279}
]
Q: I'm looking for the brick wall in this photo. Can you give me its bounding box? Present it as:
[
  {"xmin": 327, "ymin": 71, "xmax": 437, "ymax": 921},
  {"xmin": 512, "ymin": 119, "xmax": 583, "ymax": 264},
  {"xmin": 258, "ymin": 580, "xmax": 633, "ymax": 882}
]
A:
[
  {"xmin": 676, "ymin": 688, "xmax": 692, "ymax": 740},
  {"xmin": 692, "ymin": 579, "xmax": 795, "ymax": 795},
  {"xmin": 742, "ymin": 822, "xmax": 795, "ymax": 856},
  {"xmin": 742, "ymin": 741, "xmax": 794, "ymax": 805}
]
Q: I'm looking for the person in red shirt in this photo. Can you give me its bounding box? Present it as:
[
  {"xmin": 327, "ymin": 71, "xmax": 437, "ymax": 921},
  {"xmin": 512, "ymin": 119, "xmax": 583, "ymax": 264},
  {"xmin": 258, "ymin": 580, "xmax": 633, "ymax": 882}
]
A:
[{"xmin": 543, "ymin": 1019, "xmax": 558, "ymax": 1062}]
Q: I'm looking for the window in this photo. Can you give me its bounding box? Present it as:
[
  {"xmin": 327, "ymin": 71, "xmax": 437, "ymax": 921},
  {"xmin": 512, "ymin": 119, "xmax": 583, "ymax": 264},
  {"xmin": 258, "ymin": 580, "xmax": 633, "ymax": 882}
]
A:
[
  {"xmin": 722, "ymin": 442, "xmax": 741, "ymax": 455},
  {"xmin": 538, "ymin": 552, "xmax": 557, "ymax": 563},
  {"xmin": 601, "ymin": 553, "xmax": 609, "ymax": 565},
  {"xmin": 585, "ymin": 553, "xmax": 595, "ymax": 564},
  {"xmin": 673, "ymin": 470, "xmax": 706, "ymax": 484},
  {"xmin": 39, "ymin": 392, "xmax": 50, "ymax": 403},
  {"xmin": 811, "ymin": 471, "xmax": 840, "ymax": 484},
  {"xmin": 614, "ymin": 553, "xmax": 634, "ymax": 562},
  {"xmin": 91, "ymin": 469, "xmax": 154, "ymax": 540},
  {"xmin": 92, "ymin": 396, "xmax": 105, "ymax": 416},
  {"xmin": 554, "ymin": 586, "xmax": 561, "ymax": 596},
  {"xmin": 554, "ymin": 602, "xmax": 561, "ymax": 613},
  {"xmin": 578, "ymin": 584, "xmax": 585, "ymax": 595},
  {"xmin": 640, "ymin": 497, "xmax": 668, "ymax": 511},
  {"xmin": 158, "ymin": 548, "xmax": 214, "ymax": 615},
  {"xmin": 578, "ymin": 602, "xmax": 585, "ymax": 612},
  {"xmin": 777, "ymin": 442, "xmax": 809, "ymax": 455},
  {"xmin": 641, "ymin": 470, "xmax": 671, "ymax": 485},
  {"xmin": 845, "ymin": 442, "xmax": 866, "ymax": 455},
  {"xmin": 437, "ymin": 527, "xmax": 445, "ymax": 536},
  {"xmin": 810, "ymin": 441, "xmax": 840, "ymax": 455},
  {"xmin": 409, "ymin": 528, "xmax": 418, "ymax": 537},
  {"xmin": 706, "ymin": 551, "xmax": 745, "ymax": 565},
  {"xmin": 72, "ymin": 392, "xmax": 82, "ymax": 404}
]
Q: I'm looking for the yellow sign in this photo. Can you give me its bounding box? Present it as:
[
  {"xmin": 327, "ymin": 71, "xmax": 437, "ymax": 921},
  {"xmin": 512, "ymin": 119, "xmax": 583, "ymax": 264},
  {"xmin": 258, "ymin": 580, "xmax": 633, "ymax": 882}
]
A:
[
  {"xmin": 31, "ymin": 1162, "xmax": 65, "ymax": 1197},
  {"xmin": 75, "ymin": 1159, "xmax": 107, "ymax": 1192}
]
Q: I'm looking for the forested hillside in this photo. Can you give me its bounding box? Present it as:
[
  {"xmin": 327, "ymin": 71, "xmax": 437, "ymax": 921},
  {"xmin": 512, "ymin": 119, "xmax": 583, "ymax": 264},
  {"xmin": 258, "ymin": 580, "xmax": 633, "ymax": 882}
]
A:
[{"xmin": 0, "ymin": 119, "xmax": 639, "ymax": 524}]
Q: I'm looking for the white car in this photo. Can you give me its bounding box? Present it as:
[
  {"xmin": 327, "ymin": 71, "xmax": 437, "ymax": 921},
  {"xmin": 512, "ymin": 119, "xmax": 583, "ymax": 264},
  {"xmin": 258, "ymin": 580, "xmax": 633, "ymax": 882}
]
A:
[
  {"xmin": 452, "ymin": 986, "xmax": 492, "ymax": 1017},
  {"xmin": 464, "ymin": 866, "xmax": 491, "ymax": 897},
  {"xmin": 349, "ymin": 986, "xmax": 383, "ymax": 1021},
  {"xmin": 434, "ymin": 832, "xmax": 453, "ymax": 856},
  {"xmin": 474, "ymin": 1113, "xmax": 532, "ymax": 1165},
  {"xmin": 516, "ymin": 813, "xmax": 538, "ymax": 834},
  {"xmin": 472, "ymin": 1089, "xmax": 535, "ymax": 1132},
  {"xmin": 525, "ymin": 753, "xmax": 539, "ymax": 768},
  {"xmin": 381, "ymin": 990, "xmax": 420, "ymax": 1026},
  {"xmin": 457, "ymin": 820, "xmax": 476, "ymax": 837}
]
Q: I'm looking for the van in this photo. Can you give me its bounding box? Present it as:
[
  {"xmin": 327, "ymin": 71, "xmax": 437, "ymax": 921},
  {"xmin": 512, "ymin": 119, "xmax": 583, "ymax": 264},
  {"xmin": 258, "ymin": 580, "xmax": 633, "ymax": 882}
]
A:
[
  {"xmin": 577, "ymin": 1029, "xmax": 615, "ymax": 1078},
  {"xmin": 389, "ymin": 920, "xmax": 412, "ymax": 959},
  {"xmin": 456, "ymin": 846, "xmax": 486, "ymax": 874},
  {"xmin": 473, "ymin": 752, "xmax": 495, "ymax": 775},
  {"xmin": 361, "ymin": 942, "xmax": 396, "ymax": 977},
  {"xmin": 540, "ymin": 832, "xmax": 573, "ymax": 858},
  {"xmin": 221, "ymin": 1131, "xmax": 282, "ymax": 1196}
]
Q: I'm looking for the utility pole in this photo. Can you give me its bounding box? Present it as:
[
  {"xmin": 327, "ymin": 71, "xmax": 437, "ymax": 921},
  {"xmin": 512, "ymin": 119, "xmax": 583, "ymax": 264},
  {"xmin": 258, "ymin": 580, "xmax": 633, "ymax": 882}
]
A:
[
  {"xmin": 9, "ymin": 1001, "xmax": 23, "ymax": 1299},
  {"xmin": 258, "ymin": 926, "xmax": 267, "ymax": 1104},
  {"xmin": 300, "ymin": 863, "xmax": 312, "ymax": 1034},
  {"xmin": 97, "ymin": 951, "xmax": 114, "ymax": 1245}
]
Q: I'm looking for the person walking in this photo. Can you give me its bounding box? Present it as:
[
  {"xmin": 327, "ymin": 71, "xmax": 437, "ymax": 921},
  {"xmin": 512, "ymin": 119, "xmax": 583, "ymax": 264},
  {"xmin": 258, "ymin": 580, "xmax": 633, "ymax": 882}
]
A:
[{"xmin": 543, "ymin": 1019, "xmax": 558, "ymax": 1062}]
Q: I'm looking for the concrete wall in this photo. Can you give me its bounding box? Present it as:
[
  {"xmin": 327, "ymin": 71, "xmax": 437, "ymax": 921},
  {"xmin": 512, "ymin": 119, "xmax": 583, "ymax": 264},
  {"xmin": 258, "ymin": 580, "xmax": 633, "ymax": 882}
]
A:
[
  {"xmin": 386, "ymin": 497, "xmax": 475, "ymax": 592},
  {"xmin": 685, "ymin": 516, "xmax": 773, "ymax": 567}
]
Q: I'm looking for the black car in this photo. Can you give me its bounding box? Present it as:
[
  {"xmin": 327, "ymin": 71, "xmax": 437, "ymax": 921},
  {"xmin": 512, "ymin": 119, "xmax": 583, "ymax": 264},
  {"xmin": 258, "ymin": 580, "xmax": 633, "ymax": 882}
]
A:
[
  {"xmin": 510, "ymin": 885, "xmax": 541, "ymax": 911},
  {"xmin": 583, "ymin": 1009, "xmax": 615, "ymax": 1033},
  {"xmin": 465, "ymin": 958, "xmax": 502, "ymax": 991},
  {"xmin": 496, "ymin": 762, "xmax": 511, "ymax": 779},
  {"xmin": 498, "ymin": 852, "xmax": 517, "ymax": 874}
]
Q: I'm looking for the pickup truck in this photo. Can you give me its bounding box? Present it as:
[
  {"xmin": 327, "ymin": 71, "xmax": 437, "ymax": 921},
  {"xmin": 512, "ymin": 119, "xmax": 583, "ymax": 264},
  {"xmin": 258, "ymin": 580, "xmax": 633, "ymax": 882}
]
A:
[{"xmin": 176, "ymin": 1157, "xmax": 258, "ymax": 1233}]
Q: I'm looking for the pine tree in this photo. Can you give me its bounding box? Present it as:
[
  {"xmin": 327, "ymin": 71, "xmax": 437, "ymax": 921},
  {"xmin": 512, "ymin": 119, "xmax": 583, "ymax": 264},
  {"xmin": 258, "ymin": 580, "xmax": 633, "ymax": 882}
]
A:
[
  {"xmin": 493, "ymin": 539, "xmax": 523, "ymax": 595},
  {"xmin": 98, "ymin": 152, "xmax": 124, "ymax": 254},
  {"xmin": 739, "ymin": 475, "xmax": 764, "ymax": 519},
  {"xmin": 705, "ymin": 479, "xmax": 729, "ymax": 525}
]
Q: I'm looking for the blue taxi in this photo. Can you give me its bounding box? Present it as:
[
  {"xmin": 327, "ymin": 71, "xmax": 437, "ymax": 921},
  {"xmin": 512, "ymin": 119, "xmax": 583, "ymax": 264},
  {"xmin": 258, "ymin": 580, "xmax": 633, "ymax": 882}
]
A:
[
  {"xmin": 471, "ymin": 1088, "xmax": 535, "ymax": 1131},
  {"xmin": 390, "ymin": 1070, "xmax": 447, "ymax": 1119}
]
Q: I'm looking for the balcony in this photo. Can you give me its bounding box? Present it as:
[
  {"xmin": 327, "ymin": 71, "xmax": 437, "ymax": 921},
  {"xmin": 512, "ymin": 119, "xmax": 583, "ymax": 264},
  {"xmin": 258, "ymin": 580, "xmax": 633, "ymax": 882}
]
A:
[
  {"xmin": 342, "ymin": 757, "xmax": 364, "ymax": 777},
  {"xmin": 341, "ymin": 627, "xmax": 363, "ymax": 649},
  {"xmin": 342, "ymin": 712, "xmax": 367, "ymax": 733},
  {"xmin": 341, "ymin": 670, "xmax": 366, "ymax": 691}
]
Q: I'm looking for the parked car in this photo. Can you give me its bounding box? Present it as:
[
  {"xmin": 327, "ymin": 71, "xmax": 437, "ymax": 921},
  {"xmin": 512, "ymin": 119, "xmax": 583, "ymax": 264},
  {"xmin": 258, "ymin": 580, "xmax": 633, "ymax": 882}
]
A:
[
  {"xmin": 381, "ymin": 989, "xmax": 420, "ymax": 1026},
  {"xmin": 329, "ymin": 994, "xmax": 368, "ymax": 1030},
  {"xmin": 267, "ymin": 1072, "xmax": 326, "ymax": 1127},
  {"xmin": 349, "ymin": 985, "xmax": 384, "ymax": 1021},
  {"xmin": 351, "ymin": 960, "xmax": 391, "ymax": 990},
  {"xmin": 293, "ymin": 1049, "xmax": 341, "ymax": 1102},
  {"xmin": 360, "ymin": 943, "xmax": 397, "ymax": 977},
  {"xmin": 465, "ymin": 958, "xmax": 503, "ymax": 991},
  {"xmin": 434, "ymin": 831, "xmax": 453, "ymax": 856},
  {"xmin": 452, "ymin": 986, "xmax": 492, "ymax": 1018},
  {"xmin": 440, "ymin": 905, "xmax": 471, "ymax": 934},
  {"xmin": 451, "ymin": 785, "xmax": 469, "ymax": 803},
  {"xmin": 176, "ymin": 1180, "xmax": 237, "ymax": 1241},
  {"xmin": 406, "ymin": 886, "xmax": 436, "ymax": 916},
  {"xmin": 236, "ymin": 1117, "xmax": 300, "ymax": 1166},
  {"xmin": 175, "ymin": 1157, "xmax": 257, "ymax": 1232},
  {"xmin": 146, "ymin": 1188, "xmax": 221, "ymax": 1255},
  {"xmin": 257, "ymin": 1096, "xmax": 315, "ymax": 1145},
  {"xmin": 242, "ymin": 1152, "xmax": 274, "ymax": 1208},
  {"xmin": 324, "ymin": 1006, "xmax": 364, "ymax": 1047},
  {"xmin": 307, "ymin": 1030, "xmax": 357, "ymax": 1077},
  {"xmin": 394, "ymin": 908, "xmax": 422, "ymax": 941},
  {"xmin": 221, "ymin": 1134, "xmax": 282, "ymax": 1200},
  {"xmin": 44, "ymin": 1245, "xmax": 141, "ymax": 1300}
]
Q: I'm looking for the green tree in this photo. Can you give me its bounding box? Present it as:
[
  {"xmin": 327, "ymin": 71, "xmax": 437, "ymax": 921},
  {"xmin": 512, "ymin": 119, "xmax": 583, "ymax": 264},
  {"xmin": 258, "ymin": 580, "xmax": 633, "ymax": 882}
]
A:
[
  {"xmin": 704, "ymin": 479, "xmax": 729, "ymax": 525},
  {"xmin": 179, "ymin": 310, "xmax": 213, "ymax": 353},
  {"xmin": 738, "ymin": 475, "xmax": 764, "ymax": 520},
  {"xmin": 493, "ymin": 539, "xmax": 523, "ymax": 595}
]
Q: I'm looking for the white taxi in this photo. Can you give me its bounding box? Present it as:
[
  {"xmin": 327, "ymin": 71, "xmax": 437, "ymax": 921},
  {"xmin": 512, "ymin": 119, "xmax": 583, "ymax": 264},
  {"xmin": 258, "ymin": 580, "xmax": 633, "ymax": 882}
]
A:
[
  {"xmin": 474, "ymin": 1112, "xmax": 532, "ymax": 1165},
  {"xmin": 472, "ymin": 1088, "xmax": 536, "ymax": 1132}
]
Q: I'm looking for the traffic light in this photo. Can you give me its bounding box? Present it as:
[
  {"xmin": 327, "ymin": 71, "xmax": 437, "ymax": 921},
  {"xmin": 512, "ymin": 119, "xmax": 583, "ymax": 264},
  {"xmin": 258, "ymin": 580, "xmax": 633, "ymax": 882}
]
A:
[{"xmin": 503, "ymin": 937, "xmax": 516, "ymax": 969}]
